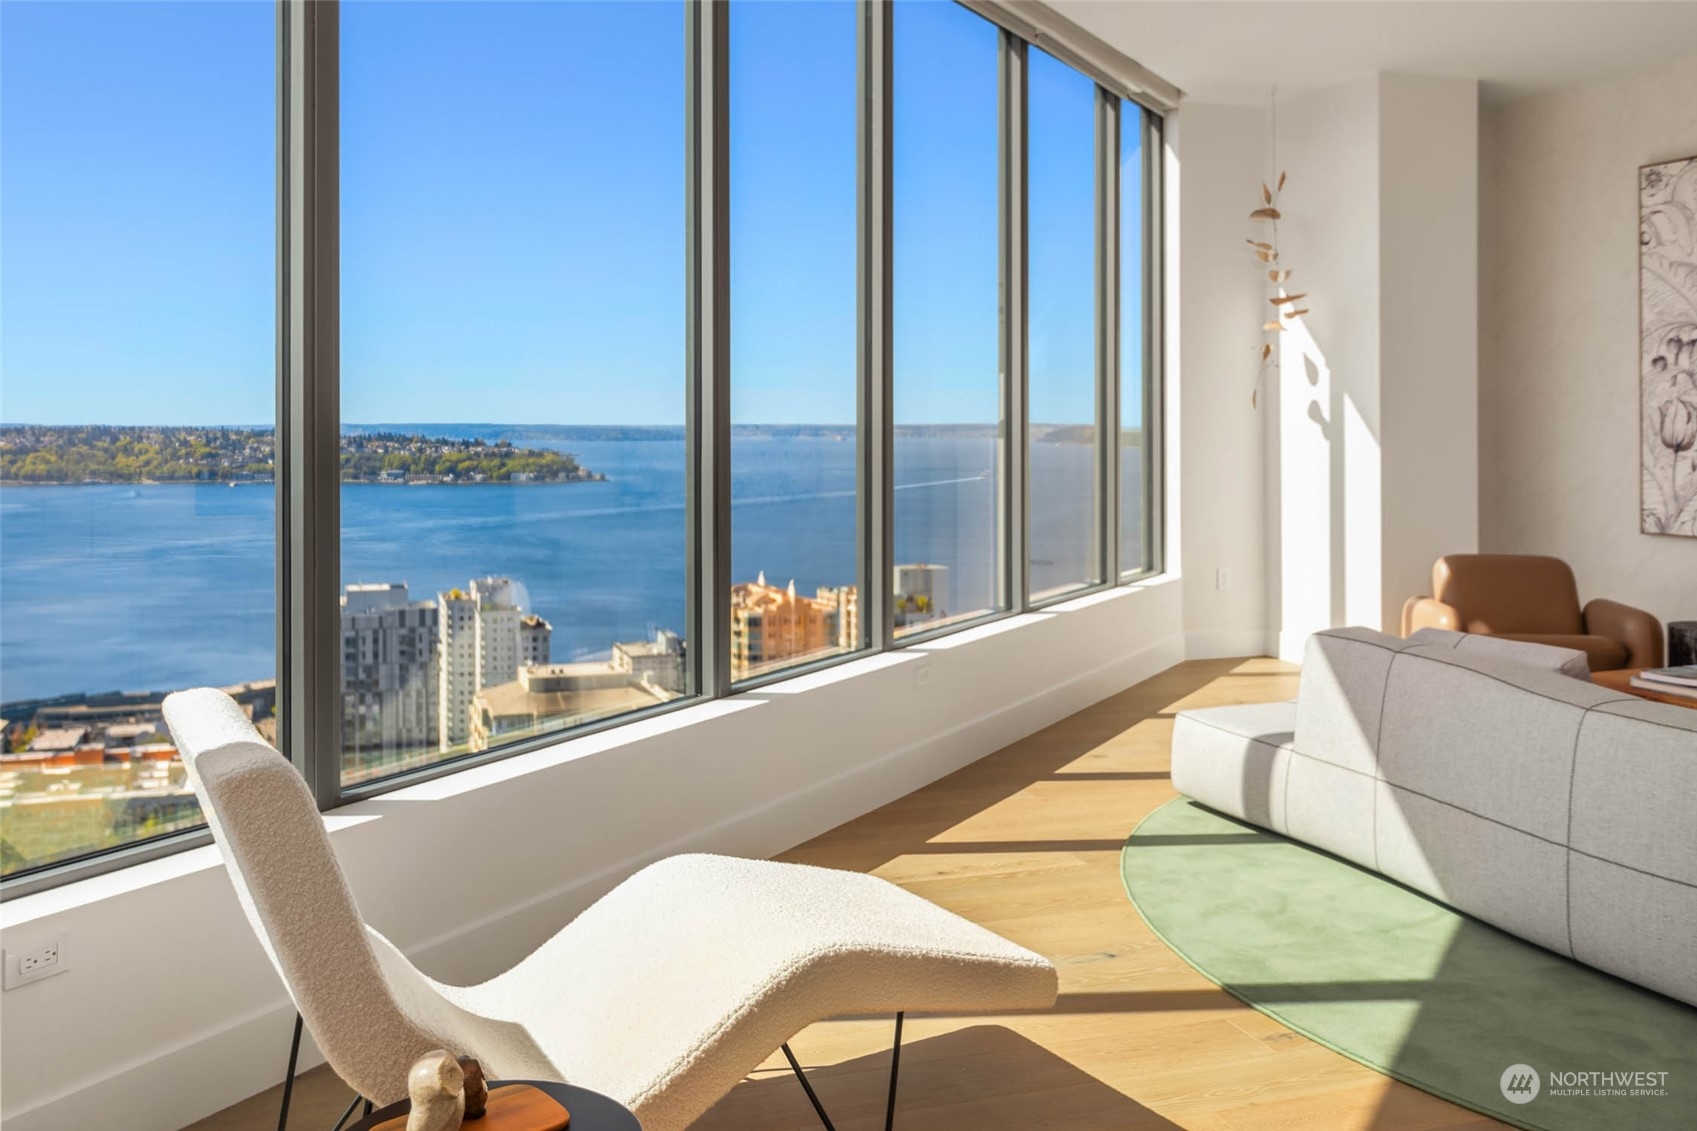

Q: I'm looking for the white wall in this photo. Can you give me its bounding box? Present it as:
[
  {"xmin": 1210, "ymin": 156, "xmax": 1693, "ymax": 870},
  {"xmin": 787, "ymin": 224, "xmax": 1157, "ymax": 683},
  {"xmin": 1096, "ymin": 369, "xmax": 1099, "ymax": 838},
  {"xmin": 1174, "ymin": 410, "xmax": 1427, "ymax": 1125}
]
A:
[
  {"xmin": 1169, "ymin": 103, "xmax": 1274, "ymax": 659},
  {"xmin": 1381, "ymin": 73, "xmax": 1481, "ymax": 633},
  {"xmin": 1266, "ymin": 72, "xmax": 1480, "ymax": 658},
  {"xmin": 1480, "ymin": 50, "xmax": 1697, "ymax": 629},
  {"xmin": 0, "ymin": 582, "xmax": 1184, "ymax": 1131},
  {"xmin": 1271, "ymin": 74, "xmax": 1384, "ymax": 655}
]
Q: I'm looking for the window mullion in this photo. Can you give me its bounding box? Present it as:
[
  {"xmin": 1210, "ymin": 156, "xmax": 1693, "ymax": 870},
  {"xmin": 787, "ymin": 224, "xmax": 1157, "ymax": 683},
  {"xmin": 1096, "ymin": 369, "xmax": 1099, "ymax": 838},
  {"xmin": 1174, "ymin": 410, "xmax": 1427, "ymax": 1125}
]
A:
[
  {"xmin": 1098, "ymin": 89, "xmax": 1119, "ymax": 586},
  {"xmin": 279, "ymin": 0, "xmax": 342, "ymax": 805},
  {"xmin": 688, "ymin": 0, "xmax": 732, "ymax": 699},
  {"xmin": 999, "ymin": 31, "xmax": 1028, "ymax": 612},
  {"xmin": 1143, "ymin": 111, "xmax": 1164, "ymax": 575},
  {"xmin": 861, "ymin": 0, "xmax": 894, "ymax": 651}
]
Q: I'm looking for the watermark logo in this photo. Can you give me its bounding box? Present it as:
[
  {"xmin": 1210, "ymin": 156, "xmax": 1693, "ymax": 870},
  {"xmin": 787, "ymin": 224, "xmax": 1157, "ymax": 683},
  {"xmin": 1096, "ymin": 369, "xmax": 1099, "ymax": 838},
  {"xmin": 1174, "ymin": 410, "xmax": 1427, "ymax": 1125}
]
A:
[
  {"xmin": 1500, "ymin": 1061, "xmax": 1672, "ymax": 1103},
  {"xmin": 1501, "ymin": 1064, "xmax": 1541, "ymax": 1104}
]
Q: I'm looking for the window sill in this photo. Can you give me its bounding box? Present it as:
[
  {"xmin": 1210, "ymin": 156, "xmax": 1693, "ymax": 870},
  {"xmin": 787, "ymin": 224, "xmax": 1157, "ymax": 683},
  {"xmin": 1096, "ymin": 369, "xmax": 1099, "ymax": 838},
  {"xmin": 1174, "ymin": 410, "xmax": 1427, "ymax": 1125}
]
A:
[{"xmin": 1, "ymin": 572, "xmax": 1178, "ymax": 927}]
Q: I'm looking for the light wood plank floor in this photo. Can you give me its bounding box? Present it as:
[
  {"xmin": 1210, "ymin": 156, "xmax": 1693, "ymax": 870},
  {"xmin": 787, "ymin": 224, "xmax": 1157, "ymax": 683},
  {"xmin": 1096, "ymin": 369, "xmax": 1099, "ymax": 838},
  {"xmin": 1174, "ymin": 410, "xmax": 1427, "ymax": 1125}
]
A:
[{"xmin": 187, "ymin": 658, "xmax": 1505, "ymax": 1131}]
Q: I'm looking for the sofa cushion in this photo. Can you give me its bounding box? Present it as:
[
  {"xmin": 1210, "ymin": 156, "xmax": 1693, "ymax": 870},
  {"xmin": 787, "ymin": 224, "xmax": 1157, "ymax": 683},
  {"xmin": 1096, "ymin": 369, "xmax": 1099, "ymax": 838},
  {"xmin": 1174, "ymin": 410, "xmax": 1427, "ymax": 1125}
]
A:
[
  {"xmin": 1569, "ymin": 856, "xmax": 1697, "ymax": 1007},
  {"xmin": 1494, "ymin": 633, "xmax": 1628, "ymax": 672},
  {"xmin": 1377, "ymin": 648, "xmax": 1621, "ymax": 843},
  {"xmin": 1295, "ymin": 628, "xmax": 1420, "ymax": 777},
  {"xmin": 1374, "ymin": 780, "xmax": 1572, "ymax": 957},
  {"xmin": 1569, "ymin": 699, "xmax": 1697, "ymax": 887},
  {"xmin": 1282, "ymin": 752, "xmax": 1377, "ymax": 869},
  {"xmin": 1169, "ymin": 702, "xmax": 1296, "ymax": 833},
  {"xmin": 1406, "ymin": 628, "xmax": 1592, "ymax": 681}
]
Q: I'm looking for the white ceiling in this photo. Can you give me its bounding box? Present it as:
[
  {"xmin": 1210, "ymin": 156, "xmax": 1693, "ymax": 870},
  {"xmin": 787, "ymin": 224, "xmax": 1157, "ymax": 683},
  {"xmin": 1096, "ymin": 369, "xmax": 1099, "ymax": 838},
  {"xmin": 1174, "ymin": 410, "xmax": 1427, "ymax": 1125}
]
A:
[{"xmin": 1053, "ymin": 1, "xmax": 1697, "ymax": 106}]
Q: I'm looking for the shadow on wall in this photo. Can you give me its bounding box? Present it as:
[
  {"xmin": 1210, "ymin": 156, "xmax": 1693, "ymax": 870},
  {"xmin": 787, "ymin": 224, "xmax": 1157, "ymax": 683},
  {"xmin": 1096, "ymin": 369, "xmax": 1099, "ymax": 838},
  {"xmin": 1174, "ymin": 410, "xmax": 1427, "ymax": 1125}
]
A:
[{"xmin": 1271, "ymin": 312, "xmax": 1384, "ymax": 657}]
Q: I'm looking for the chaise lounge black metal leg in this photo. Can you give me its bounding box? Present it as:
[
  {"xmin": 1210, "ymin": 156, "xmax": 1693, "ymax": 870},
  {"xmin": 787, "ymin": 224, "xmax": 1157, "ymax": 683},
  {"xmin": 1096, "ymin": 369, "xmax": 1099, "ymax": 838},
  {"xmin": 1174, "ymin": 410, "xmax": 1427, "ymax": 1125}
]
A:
[
  {"xmin": 327, "ymin": 1092, "xmax": 364, "ymax": 1131},
  {"xmin": 883, "ymin": 1012, "xmax": 903, "ymax": 1131},
  {"xmin": 279, "ymin": 1013, "xmax": 303, "ymax": 1131},
  {"xmin": 779, "ymin": 1040, "xmax": 837, "ymax": 1131},
  {"xmin": 290, "ymin": 1007, "xmax": 907, "ymax": 1131},
  {"xmin": 279, "ymin": 1011, "xmax": 368, "ymax": 1131},
  {"xmin": 781, "ymin": 1011, "xmax": 906, "ymax": 1131}
]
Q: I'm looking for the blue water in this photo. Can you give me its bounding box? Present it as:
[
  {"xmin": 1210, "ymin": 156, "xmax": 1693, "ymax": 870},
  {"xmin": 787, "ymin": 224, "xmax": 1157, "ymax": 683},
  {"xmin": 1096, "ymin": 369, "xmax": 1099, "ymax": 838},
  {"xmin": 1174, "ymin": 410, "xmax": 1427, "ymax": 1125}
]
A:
[{"xmin": 0, "ymin": 436, "xmax": 1136, "ymax": 703}]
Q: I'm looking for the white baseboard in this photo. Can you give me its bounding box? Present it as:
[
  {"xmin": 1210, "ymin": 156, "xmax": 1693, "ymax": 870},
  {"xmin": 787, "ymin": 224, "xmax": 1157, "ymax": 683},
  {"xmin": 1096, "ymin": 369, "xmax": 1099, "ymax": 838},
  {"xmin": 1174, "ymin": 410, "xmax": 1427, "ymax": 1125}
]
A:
[
  {"xmin": 1, "ymin": 1004, "xmax": 322, "ymax": 1131},
  {"xmin": 1185, "ymin": 628, "xmax": 1275, "ymax": 660}
]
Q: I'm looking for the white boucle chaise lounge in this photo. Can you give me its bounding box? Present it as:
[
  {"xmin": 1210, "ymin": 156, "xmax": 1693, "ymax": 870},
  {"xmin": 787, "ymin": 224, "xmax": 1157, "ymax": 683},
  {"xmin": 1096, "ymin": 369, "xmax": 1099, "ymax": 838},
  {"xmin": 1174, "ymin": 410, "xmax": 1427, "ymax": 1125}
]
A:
[{"xmin": 162, "ymin": 688, "xmax": 1056, "ymax": 1131}]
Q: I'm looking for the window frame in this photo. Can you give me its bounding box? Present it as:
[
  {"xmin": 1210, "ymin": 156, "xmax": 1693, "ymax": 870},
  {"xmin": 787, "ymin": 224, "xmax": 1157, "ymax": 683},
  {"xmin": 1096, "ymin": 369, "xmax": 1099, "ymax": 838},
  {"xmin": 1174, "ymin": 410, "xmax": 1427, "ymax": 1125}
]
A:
[
  {"xmin": 0, "ymin": 0, "xmax": 1166, "ymax": 900},
  {"xmin": 725, "ymin": 0, "xmax": 872, "ymax": 688},
  {"xmin": 1022, "ymin": 42, "xmax": 1110, "ymax": 607}
]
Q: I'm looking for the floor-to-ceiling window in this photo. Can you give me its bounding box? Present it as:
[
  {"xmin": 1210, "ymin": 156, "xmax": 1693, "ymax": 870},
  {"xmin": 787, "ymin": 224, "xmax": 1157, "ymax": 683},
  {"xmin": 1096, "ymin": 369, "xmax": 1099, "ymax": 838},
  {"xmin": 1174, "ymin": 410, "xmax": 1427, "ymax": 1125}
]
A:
[
  {"xmin": 728, "ymin": 0, "xmax": 862, "ymax": 682},
  {"xmin": 1121, "ymin": 100, "xmax": 1157, "ymax": 577},
  {"xmin": 1027, "ymin": 47, "xmax": 1104, "ymax": 599},
  {"xmin": 891, "ymin": 0, "xmax": 1003, "ymax": 637},
  {"xmin": 338, "ymin": 1, "xmax": 689, "ymax": 781},
  {"xmin": 0, "ymin": 0, "xmax": 1165, "ymax": 892},
  {"xmin": 0, "ymin": 0, "xmax": 275, "ymax": 877}
]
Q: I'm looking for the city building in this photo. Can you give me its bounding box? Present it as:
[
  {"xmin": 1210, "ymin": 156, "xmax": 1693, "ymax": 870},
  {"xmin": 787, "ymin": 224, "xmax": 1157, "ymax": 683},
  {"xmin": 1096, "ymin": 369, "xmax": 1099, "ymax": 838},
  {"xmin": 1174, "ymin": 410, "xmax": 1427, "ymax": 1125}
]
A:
[
  {"xmin": 893, "ymin": 563, "xmax": 950, "ymax": 629},
  {"xmin": 24, "ymin": 727, "xmax": 89, "ymax": 756},
  {"xmin": 340, "ymin": 582, "xmax": 439, "ymax": 759},
  {"xmin": 521, "ymin": 614, "xmax": 553, "ymax": 667},
  {"xmin": 437, "ymin": 577, "xmax": 550, "ymax": 752},
  {"xmin": 468, "ymin": 662, "xmax": 673, "ymax": 752},
  {"xmin": 14, "ymin": 680, "xmax": 277, "ymax": 732},
  {"xmin": 817, "ymin": 584, "xmax": 859, "ymax": 652},
  {"xmin": 611, "ymin": 628, "xmax": 686, "ymax": 695},
  {"xmin": 729, "ymin": 572, "xmax": 841, "ymax": 681}
]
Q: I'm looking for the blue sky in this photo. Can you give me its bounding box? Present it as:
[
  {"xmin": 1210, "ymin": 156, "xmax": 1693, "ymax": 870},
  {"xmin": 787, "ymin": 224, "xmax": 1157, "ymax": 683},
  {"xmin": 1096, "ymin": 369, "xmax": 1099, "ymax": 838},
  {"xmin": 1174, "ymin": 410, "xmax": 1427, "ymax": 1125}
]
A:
[{"xmin": 1, "ymin": 0, "xmax": 1140, "ymax": 428}]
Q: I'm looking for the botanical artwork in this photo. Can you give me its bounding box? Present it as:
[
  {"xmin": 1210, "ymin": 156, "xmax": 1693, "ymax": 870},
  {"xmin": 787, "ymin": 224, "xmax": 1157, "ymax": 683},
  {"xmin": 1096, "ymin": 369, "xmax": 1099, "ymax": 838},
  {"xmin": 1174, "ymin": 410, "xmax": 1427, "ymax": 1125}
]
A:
[{"xmin": 1640, "ymin": 155, "xmax": 1697, "ymax": 536}]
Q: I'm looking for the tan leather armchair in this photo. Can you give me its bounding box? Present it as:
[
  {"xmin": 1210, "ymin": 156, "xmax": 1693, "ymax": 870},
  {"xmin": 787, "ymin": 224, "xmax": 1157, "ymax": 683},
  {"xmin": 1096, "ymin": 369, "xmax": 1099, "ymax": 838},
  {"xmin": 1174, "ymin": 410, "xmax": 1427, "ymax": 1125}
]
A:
[{"xmin": 1401, "ymin": 554, "xmax": 1664, "ymax": 671}]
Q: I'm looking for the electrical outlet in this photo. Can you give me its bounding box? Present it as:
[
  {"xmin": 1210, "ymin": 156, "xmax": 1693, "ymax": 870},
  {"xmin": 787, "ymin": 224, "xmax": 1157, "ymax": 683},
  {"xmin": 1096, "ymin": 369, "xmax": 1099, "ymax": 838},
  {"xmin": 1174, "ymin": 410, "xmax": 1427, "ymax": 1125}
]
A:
[
  {"xmin": 1216, "ymin": 568, "xmax": 1232, "ymax": 591},
  {"xmin": 913, "ymin": 663, "xmax": 933, "ymax": 689},
  {"xmin": 4, "ymin": 943, "xmax": 67, "ymax": 990}
]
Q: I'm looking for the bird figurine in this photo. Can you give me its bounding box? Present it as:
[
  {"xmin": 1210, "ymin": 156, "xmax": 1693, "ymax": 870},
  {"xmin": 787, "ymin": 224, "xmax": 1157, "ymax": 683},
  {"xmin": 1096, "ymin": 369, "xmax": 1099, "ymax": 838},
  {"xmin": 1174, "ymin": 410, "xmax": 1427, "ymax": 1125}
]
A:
[
  {"xmin": 405, "ymin": 1050, "xmax": 465, "ymax": 1131},
  {"xmin": 456, "ymin": 1056, "xmax": 489, "ymax": 1120}
]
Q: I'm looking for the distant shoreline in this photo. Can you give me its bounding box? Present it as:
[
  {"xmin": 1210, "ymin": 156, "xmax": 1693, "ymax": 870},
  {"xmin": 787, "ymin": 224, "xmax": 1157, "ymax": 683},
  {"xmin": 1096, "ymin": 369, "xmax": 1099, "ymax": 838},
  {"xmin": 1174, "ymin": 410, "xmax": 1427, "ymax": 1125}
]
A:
[
  {"xmin": 0, "ymin": 477, "xmax": 607, "ymax": 488},
  {"xmin": 1, "ymin": 423, "xmax": 1135, "ymax": 486},
  {"xmin": 0, "ymin": 424, "xmax": 599, "ymax": 487}
]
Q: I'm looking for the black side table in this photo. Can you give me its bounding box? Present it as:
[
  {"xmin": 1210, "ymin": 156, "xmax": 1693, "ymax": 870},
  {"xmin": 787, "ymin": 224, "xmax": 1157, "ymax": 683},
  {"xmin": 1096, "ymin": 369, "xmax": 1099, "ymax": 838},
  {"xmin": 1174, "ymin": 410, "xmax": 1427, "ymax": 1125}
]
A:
[
  {"xmin": 349, "ymin": 1080, "xmax": 640, "ymax": 1131},
  {"xmin": 1670, "ymin": 621, "xmax": 1697, "ymax": 667}
]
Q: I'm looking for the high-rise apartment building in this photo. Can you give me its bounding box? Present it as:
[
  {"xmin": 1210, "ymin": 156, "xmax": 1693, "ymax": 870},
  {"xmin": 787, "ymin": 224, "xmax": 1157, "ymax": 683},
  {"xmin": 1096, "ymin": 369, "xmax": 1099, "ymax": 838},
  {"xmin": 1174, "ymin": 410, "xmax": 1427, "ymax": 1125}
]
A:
[
  {"xmin": 521, "ymin": 614, "xmax": 552, "ymax": 667},
  {"xmin": 816, "ymin": 584, "xmax": 859, "ymax": 652},
  {"xmin": 437, "ymin": 577, "xmax": 551, "ymax": 752},
  {"xmin": 340, "ymin": 583, "xmax": 439, "ymax": 758},
  {"xmin": 730, "ymin": 573, "xmax": 840, "ymax": 681}
]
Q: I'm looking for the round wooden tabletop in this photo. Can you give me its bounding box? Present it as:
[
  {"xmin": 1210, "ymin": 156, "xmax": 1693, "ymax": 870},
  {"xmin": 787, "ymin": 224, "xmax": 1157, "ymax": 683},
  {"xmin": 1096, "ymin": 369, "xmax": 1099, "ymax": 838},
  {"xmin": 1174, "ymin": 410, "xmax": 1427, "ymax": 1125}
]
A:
[
  {"xmin": 1591, "ymin": 668, "xmax": 1697, "ymax": 709},
  {"xmin": 349, "ymin": 1079, "xmax": 640, "ymax": 1131}
]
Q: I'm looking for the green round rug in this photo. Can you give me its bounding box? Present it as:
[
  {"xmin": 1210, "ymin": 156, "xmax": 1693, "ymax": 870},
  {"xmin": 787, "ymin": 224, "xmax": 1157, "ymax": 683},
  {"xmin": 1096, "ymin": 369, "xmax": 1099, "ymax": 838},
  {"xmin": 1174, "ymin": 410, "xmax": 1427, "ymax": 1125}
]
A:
[{"xmin": 1120, "ymin": 799, "xmax": 1697, "ymax": 1130}]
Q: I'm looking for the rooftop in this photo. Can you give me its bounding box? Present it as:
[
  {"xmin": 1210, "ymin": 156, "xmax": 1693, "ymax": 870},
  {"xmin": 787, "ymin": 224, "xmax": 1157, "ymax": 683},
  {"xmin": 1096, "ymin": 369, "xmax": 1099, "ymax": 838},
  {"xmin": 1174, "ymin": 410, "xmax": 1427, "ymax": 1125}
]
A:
[
  {"xmin": 478, "ymin": 668, "xmax": 669, "ymax": 723},
  {"xmin": 26, "ymin": 727, "xmax": 90, "ymax": 753}
]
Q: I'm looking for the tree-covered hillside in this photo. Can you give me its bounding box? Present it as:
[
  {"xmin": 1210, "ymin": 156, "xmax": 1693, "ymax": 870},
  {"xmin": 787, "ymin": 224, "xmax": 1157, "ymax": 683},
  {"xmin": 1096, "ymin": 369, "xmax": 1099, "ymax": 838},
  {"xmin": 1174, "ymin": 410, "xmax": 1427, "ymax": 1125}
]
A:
[{"xmin": 0, "ymin": 426, "xmax": 599, "ymax": 484}]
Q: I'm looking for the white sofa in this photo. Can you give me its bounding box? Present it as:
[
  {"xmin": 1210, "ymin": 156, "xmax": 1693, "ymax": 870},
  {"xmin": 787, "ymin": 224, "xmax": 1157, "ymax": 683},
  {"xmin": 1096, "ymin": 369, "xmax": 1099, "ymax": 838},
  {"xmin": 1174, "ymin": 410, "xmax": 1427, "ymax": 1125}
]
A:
[{"xmin": 1170, "ymin": 627, "xmax": 1697, "ymax": 1007}]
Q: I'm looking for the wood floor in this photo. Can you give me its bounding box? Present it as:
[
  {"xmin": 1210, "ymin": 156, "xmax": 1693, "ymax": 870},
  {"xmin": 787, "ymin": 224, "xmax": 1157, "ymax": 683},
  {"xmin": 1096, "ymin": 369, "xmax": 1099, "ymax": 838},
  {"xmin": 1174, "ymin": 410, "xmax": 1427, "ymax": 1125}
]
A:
[{"xmin": 186, "ymin": 658, "xmax": 1505, "ymax": 1131}]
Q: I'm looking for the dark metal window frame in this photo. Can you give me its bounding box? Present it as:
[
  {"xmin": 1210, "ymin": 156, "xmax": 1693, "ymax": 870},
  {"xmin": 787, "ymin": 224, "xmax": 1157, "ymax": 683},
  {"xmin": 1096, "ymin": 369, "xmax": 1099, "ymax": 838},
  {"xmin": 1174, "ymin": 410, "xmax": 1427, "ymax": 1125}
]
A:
[{"xmin": 0, "ymin": 0, "xmax": 1167, "ymax": 900}]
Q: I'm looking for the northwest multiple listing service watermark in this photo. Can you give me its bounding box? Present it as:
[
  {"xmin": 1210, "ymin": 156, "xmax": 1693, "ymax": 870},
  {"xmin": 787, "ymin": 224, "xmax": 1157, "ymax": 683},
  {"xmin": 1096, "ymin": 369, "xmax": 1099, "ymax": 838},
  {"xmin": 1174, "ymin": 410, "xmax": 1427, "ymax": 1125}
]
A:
[{"xmin": 1500, "ymin": 1062, "xmax": 1671, "ymax": 1105}]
